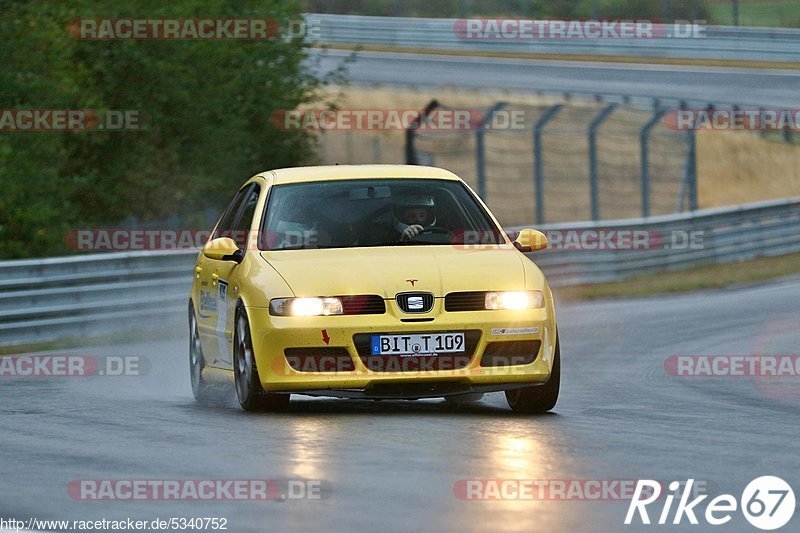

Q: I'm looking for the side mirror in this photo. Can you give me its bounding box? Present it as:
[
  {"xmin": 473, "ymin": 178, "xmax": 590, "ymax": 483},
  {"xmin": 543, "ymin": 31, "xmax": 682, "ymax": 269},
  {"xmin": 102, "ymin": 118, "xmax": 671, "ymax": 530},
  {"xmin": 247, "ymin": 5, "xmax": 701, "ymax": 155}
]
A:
[
  {"xmin": 203, "ymin": 237, "xmax": 244, "ymax": 263},
  {"xmin": 513, "ymin": 229, "xmax": 548, "ymax": 253}
]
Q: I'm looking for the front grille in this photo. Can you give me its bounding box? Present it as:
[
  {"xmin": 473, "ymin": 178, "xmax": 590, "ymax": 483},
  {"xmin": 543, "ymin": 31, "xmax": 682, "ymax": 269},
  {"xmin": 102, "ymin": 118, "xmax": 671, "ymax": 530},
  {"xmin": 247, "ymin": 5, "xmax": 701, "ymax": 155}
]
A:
[
  {"xmin": 395, "ymin": 292, "xmax": 434, "ymax": 314},
  {"xmin": 284, "ymin": 347, "xmax": 355, "ymax": 372},
  {"xmin": 340, "ymin": 295, "xmax": 386, "ymax": 315},
  {"xmin": 353, "ymin": 330, "xmax": 481, "ymax": 373},
  {"xmin": 359, "ymin": 354, "xmax": 472, "ymax": 372},
  {"xmin": 444, "ymin": 291, "xmax": 486, "ymax": 312},
  {"xmin": 480, "ymin": 340, "xmax": 541, "ymax": 367}
]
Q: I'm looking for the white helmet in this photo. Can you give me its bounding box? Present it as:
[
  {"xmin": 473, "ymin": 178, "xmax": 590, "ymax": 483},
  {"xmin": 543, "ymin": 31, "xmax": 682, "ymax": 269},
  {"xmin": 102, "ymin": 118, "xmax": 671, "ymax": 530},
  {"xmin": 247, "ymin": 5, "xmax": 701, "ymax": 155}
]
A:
[{"xmin": 393, "ymin": 195, "xmax": 437, "ymax": 233}]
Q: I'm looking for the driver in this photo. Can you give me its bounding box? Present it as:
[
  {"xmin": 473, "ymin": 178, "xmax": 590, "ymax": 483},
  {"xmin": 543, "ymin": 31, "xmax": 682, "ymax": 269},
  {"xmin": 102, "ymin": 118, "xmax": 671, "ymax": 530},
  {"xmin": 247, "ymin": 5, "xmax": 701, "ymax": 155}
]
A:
[{"xmin": 394, "ymin": 195, "xmax": 437, "ymax": 241}]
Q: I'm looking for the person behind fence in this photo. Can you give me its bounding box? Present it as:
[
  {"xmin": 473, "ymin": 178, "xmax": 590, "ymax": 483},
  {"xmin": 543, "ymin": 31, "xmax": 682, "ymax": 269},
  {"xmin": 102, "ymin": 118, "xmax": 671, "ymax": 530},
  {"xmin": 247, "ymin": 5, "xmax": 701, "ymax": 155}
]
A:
[{"xmin": 393, "ymin": 195, "xmax": 437, "ymax": 241}]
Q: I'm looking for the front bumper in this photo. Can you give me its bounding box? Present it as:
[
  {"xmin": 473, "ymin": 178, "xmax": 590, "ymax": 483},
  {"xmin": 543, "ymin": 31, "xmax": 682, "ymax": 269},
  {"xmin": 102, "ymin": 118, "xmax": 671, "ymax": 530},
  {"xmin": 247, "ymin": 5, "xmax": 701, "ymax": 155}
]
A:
[{"xmin": 246, "ymin": 300, "xmax": 557, "ymax": 397}]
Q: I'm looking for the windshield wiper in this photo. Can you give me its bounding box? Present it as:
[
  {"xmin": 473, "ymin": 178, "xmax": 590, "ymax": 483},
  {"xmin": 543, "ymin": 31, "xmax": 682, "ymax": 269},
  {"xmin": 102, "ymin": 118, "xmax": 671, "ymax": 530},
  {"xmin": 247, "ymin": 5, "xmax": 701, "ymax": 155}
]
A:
[
  {"xmin": 271, "ymin": 244, "xmax": 337, "ymax": 251},
  {"xmin": 364, "ymin": 241, "xmax": 451, "ymax": 247},
  {"xmin": 271, "ymin": 242, "xmax": 453, "ymax": 250}
]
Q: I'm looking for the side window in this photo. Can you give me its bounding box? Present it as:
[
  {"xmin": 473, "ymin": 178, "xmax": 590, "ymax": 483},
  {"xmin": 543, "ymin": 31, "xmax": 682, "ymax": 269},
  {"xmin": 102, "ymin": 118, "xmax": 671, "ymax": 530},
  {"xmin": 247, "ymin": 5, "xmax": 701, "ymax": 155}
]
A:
[
  {"xmin": 213, "ymin": 186, "xmax": 249, "ymax": 240},
  {"xmin": 230, "ymin": 184, "xmax": 261, "ymax": 249}
]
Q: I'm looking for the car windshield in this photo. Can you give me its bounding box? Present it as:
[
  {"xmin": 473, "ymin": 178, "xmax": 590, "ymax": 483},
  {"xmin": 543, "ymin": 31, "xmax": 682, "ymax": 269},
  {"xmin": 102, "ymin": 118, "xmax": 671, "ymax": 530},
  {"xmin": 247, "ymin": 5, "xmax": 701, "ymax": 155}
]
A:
[{"xmin": 260, "ymin": 178, "xmax": 505, "ymax": 250}]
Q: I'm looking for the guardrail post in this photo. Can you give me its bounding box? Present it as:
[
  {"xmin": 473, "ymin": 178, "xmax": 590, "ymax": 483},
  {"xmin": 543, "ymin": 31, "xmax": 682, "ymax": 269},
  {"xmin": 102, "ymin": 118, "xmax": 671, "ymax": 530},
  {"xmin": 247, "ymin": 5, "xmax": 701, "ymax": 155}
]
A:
[
  {"xmin": 533, "ymin": 104, "xmax": 564, "ymax": 225},
  {"xmin": 588, "ymin": 104, "xmax": 618, "ymax": 221},
  {"xmin": 640, "ymin": 109, "xmax": 666, "ymax": 218},
  {"xmin": 405, "ymin": 99, "xmax": 439, "ymax": 165},
  {"xmin": 475, "ymin": 102, "xmax": 508, "ymax": 201}
]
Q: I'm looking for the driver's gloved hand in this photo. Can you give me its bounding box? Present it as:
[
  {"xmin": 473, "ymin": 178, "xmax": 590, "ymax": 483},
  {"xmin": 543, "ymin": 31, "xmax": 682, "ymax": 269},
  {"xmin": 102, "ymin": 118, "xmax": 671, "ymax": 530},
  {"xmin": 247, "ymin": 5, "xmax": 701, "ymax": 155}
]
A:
[{"xmin": 401, "ymin": 225, "xmax": 424, "ymax": 241}]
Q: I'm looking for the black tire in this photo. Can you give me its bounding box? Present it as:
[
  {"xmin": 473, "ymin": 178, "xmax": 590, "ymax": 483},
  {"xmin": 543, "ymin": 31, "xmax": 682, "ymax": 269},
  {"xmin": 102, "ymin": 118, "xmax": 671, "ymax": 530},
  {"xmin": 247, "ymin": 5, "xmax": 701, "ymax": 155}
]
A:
[
  {"xmin": 189, "ymin": 304, "xmax": 215, "ymax": 403},
  {"xmin": 505, "ymin": 336, "xmax": 560, "ymax": 414},
  {"xmin": 234, "ymin": 307, "xmax": 290, "ymax": 412}
]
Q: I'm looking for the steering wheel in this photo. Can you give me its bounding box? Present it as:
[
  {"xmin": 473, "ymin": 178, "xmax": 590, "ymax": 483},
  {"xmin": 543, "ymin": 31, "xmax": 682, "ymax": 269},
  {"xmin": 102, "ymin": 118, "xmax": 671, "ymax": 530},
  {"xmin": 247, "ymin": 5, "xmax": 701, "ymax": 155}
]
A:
[
  {"xmin": 402, "ymin": 226, "xmax": 452, "ymax": 244},
  {"xmin": 417, "ymin": 226, "xmax": 451, "ymax": 235}
]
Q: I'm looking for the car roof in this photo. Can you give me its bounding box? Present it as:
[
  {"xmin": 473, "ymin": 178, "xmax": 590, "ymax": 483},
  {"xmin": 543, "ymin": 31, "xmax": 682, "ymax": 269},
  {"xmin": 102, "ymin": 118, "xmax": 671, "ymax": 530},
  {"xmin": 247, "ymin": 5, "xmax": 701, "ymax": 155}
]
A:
[{"xmin": 264, "ymin": 164, "xmax": 462, "ymax": 185}]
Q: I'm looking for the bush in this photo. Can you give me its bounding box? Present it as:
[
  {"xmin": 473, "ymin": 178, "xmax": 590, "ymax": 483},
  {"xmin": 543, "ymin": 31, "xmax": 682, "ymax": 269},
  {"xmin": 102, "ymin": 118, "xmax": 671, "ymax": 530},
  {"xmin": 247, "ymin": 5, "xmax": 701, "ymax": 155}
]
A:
[
  {"xmin": 300, "ymin": 0, "xmax": 708, "ymax": 20},
  {"xmin": 0, "ymin": 0, "xmax": 341, "ymax": 258}
]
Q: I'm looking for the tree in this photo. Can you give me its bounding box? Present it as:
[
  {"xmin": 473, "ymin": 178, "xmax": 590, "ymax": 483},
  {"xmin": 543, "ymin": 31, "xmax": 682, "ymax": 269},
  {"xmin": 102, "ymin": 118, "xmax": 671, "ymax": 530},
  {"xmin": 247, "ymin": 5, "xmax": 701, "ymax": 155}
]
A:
[{"xmin": 0, "ymin": 0, "xmax": 342, "ymax": 257}]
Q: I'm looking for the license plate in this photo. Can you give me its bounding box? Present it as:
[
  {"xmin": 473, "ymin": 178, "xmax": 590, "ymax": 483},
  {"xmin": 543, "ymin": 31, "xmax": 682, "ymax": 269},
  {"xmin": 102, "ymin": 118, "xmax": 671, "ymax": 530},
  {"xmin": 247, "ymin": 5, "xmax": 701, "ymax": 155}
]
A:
[{"xmin": 370, "ymin": 333, "xmax": 465, "ymax": 356}]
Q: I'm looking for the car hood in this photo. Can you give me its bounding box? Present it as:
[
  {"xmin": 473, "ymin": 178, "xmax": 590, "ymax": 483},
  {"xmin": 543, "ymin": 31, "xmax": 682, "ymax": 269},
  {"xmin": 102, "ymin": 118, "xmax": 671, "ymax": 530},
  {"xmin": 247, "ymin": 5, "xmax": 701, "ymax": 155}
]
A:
[{"xmin": 260, "ymin": 246, "xmax": 529, "ymax": 297}]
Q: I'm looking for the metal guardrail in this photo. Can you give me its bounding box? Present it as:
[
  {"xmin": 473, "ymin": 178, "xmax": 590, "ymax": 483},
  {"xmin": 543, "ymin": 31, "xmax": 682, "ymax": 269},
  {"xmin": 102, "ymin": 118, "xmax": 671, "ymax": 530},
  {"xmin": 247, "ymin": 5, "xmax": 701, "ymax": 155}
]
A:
[
  {"xmin": 307, "ymin": 13, "xmax": 800, "ymax": 63},
  {"xmin": 515, "ymin": 196, "xmax": 800, "ymax": 286},
  {"xmin": 1, "ymin": 196, "xmax": 798, "ymax": 348},
  {"xmin": 0, "ymin": 251, "xmax": 195, "ymax": 347}
]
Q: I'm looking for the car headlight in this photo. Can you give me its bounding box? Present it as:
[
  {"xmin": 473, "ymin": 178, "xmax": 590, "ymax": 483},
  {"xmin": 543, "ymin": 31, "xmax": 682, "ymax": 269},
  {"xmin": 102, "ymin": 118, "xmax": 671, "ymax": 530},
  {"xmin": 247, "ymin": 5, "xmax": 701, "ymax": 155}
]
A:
[
  {"xmin": 485, "ymin": 291, "xmax": 544, "ymax": 310},
  {"xmin": 269, "ymin": 297, "xmax": 344, "ymax": 316}
]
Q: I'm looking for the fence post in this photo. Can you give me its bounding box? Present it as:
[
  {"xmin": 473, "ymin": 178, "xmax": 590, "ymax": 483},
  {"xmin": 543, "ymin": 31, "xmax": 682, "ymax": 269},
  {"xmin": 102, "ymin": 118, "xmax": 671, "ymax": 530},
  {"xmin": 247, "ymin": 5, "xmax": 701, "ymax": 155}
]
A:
[
  {"xmin": 475, "ymin": 102, "xmax": 508, "ymax": 201},
  {"xmin": 588, "ymin": 103, "xmax": 618, "ymax": 221},
  {"xmin": 687, "ymin": 127, "xmax": 698, "ymax": 211},
  {"xmin": 640, "ymin": 108, "xmax": 666, "ymax": 218},
  {"xmin": 533, "ymin": 104, "xmax": 563, "ymax": 225},
  {"xmin": 405, "ymin": 99, "xmax": 439, "ymax": 165}
]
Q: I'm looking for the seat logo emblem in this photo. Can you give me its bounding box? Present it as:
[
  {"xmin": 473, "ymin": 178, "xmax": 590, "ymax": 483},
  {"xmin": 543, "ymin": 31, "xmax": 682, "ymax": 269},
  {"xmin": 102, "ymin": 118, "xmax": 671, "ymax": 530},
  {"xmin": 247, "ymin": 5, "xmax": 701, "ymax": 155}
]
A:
[{"xmin": 407, "ymin": 296, "xmax": 424, "ymax": 310}]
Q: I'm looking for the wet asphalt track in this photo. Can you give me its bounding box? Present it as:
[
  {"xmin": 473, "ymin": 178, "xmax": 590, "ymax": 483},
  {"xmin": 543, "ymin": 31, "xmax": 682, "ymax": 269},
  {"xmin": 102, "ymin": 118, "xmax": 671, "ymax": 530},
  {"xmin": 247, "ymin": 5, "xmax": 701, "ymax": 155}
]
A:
[
  {"xmin": 312, "ymin": 49, "xmax": 800, "ymax": 108},
  {"xmin": 1, "ymin": 276, "xmax": 799, "ymax": 532}
]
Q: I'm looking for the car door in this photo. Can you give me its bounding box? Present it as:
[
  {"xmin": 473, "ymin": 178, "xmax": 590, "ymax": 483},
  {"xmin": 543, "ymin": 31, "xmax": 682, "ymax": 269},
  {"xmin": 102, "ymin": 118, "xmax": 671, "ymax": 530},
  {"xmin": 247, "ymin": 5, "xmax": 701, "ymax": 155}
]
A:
[
  {"xmin": 207, "ymin": 183, "xmax": 261, "ymax": 369},
  {"xmin": 196, "ymin": 186, "xmax": 249, "ymax": 366}
]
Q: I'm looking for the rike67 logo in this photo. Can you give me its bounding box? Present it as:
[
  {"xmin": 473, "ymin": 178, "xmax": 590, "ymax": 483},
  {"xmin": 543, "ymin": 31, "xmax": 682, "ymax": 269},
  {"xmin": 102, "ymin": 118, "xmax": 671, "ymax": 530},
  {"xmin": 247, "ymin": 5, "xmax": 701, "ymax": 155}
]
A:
[{"xmin": 626, "ymin": 477, "xmax": 795, "ymax": 530}]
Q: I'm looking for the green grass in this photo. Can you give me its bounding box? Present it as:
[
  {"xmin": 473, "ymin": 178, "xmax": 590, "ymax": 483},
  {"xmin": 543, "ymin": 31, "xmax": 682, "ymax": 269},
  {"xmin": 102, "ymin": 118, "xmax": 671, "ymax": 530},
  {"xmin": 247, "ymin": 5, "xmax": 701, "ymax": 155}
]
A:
[
  {"xmin": 557, "ymin": 252, "xmax": 800, "ymax": 301},
  {"xmin": 708, "ymin": 0, "xmax": 800, "ymax": 28}
]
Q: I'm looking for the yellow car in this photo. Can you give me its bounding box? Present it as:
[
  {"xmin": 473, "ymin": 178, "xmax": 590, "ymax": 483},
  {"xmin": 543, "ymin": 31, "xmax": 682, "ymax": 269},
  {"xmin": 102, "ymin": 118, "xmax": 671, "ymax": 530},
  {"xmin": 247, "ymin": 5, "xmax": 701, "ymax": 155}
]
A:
[{"xmin": 188, "ymin": 165, "xmax": 559, "ymax": 413}]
